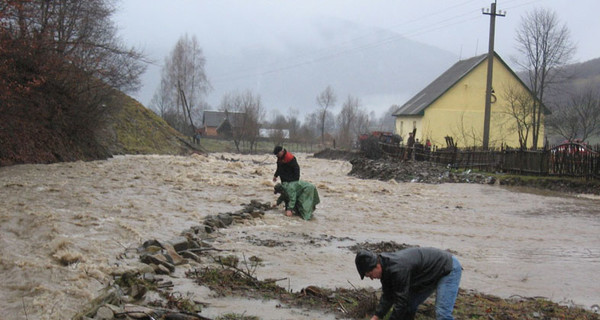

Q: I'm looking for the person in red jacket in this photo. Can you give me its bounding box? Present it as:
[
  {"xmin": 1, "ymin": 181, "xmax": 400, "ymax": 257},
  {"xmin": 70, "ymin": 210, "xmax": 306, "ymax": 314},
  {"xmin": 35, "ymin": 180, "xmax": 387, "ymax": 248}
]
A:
[{"xmin": 272, "ymin": 146, "xmax": 300, "ymax": 183}]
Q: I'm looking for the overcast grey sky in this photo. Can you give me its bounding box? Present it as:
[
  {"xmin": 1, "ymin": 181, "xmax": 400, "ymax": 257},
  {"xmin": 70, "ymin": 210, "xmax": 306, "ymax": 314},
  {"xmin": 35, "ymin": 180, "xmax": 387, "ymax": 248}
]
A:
[{"xmin": 114, "ymin": 0, "xmax": 600, "ymax": 114}]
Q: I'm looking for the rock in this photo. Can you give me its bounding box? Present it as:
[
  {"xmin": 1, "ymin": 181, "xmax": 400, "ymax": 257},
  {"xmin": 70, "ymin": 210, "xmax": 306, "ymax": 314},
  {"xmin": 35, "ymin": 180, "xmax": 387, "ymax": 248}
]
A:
[
  {"xmin": 129, "ymin": 283, "xmax": 147, "ymax": 300},
  {"xmin": 144, "ymin": 245, "xmax": 163, "ymax": 254},
  {"xmin": 180, "ymin": 251, "xmax": 202, "ymax": 262},
  {"xmin": 204, "ymin": 215, "xmax": 224, "ymax": 229},
  {"xmin": 250, "ymin": 211, "xmax": 264, "ymax": 218},
  {"xmin": 154, "ymin": 263, "xmax": 171, "ymax": 275},
  {"xmin": 94, "ymin": 306, "xmax": 113, "ymax": 320},
  {"xmin": 162, "ymin": 243, "xmax": 186, "ymax": 265},
  {"xmin": 168, "ymin": 237, "xmax": 192, "ymax": 252},
  {"xmin": 140, "ymin": 254, "xmax": 175, "ymax": 273},
  {"xmin": 217, "ymin": 213, "xmax": 233, "ymax": 226},
  {"xmin": 141, "ymin": 239, "xmax": 164, "ymax": 250},
  {"xmin": 121, "ymin": 304, "xmax": 157, "ymax": 319}
]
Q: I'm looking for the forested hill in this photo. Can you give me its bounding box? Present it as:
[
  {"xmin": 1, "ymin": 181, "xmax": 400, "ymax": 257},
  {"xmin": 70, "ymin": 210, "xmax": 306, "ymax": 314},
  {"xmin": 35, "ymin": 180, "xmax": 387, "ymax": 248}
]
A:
[{"xmin": 565, "ymin": 57, "xmax": 600, "ymax": 85}]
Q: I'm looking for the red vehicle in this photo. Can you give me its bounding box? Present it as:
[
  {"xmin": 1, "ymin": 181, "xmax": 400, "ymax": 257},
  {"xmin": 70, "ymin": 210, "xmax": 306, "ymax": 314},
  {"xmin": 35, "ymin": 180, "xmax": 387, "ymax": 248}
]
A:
[{"xmin": 551, "ymin": 140, "xmax": 596, "ymax": 156}]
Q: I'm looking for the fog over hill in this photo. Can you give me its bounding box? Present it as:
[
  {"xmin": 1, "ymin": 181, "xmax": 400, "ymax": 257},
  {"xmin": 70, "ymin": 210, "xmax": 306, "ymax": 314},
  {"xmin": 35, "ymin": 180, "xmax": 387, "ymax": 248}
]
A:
[{"xmin": 138, "ymin": 17, "xmax": 459, "ymax": 119}]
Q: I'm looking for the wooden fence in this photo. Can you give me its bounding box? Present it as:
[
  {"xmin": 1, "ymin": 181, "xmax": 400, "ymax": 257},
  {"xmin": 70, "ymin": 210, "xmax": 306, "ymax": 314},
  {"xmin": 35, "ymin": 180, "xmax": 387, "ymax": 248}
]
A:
[{"xmin": 379, "ymin": 142, "xmax": 600, "ymax": 179}]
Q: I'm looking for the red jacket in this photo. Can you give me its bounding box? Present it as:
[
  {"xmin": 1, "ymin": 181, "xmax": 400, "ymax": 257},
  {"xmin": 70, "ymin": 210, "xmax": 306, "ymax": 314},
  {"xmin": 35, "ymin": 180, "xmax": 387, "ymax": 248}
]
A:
[{"xmin": 274, "ymin": 150, "xmax": 300, "ymax": 182}]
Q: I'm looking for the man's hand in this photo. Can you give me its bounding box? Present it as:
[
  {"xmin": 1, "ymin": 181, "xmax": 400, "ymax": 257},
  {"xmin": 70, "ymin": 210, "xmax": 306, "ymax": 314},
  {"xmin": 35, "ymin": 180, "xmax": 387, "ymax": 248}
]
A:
[
  {"xmin": 285, "ymin": 210, "xmax": 293, "ymax": 217},
  {"xmin": 272, "ymin": 176, "xmax": 277, "ymax": 182},
  {"xmin": 370, "ymin": 316, "xmax": 379, "ymax": 320}
]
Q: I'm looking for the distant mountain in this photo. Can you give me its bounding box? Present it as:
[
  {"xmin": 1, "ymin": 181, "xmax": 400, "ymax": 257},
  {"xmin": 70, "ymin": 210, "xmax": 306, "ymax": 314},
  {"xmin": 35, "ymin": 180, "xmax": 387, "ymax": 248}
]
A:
[
  {"xmin": 563, "ymin": 57, "xmax": 600, "ymax": 88},
  {"xmin": 202, "ymin": 17, "xmax": 459, "ymax": 117}
]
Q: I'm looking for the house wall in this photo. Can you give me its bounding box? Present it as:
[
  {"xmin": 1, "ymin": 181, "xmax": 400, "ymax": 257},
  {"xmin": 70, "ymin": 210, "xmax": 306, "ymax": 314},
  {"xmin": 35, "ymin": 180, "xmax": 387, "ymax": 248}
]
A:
[
  {"xmin": 394, "ymin": 116, "xmax": 422, "ymax": 142},
  {"xmin": 415, "ymin": 56, "xmax": 544, "ymax": 149},
  {"xmin": 203, "ymin": 127, "xmax": 219, "ymax": 136}
]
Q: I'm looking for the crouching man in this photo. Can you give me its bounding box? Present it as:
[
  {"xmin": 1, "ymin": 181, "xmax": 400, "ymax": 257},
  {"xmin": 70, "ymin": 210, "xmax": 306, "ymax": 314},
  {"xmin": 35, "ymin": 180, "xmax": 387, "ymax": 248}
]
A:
[
  {"xmin": 273, "ymin": 181, "xmax": 320, "ymax": 220},
  {"xmin": 355, "ymin": 247, "xmax": 462, "ymax": 320}
]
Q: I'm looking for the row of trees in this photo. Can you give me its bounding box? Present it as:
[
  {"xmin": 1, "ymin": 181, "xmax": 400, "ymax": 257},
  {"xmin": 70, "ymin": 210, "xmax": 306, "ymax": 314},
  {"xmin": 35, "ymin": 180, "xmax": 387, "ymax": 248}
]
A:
[
  {"xmin": 215, "ymin": 88, "xmax": 386, "ymax": 151},
  {"xmin": 149, "ymin": 37, "xmax": 391, "ymax": 150}
]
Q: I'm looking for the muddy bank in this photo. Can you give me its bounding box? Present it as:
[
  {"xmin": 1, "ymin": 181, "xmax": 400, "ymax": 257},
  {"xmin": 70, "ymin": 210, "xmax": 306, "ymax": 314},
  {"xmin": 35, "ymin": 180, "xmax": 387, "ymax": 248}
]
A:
[
  {"xmin": 77, "ymin": 216, "xmax": 599, "ymax": 320},
  {"xmin": 315, "ymin": 148, "xmax": 600, "ymax": 195}
]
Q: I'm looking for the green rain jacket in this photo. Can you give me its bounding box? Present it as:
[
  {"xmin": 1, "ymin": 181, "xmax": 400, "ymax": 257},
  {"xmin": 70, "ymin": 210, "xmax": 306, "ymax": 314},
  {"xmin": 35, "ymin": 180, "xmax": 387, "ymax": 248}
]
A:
[{"xmin": 276, "ymin": 180, "xmax": 320, "ymax": 220}]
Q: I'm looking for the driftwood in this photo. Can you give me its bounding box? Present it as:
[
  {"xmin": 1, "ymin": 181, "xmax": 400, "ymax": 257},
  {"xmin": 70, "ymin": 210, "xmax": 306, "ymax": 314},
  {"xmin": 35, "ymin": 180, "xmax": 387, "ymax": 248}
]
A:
[
  {"xmin": 72, "ymin": 287, "xmax": 121, "ymax": 320},
  {"xmin": 117, "ymin": 304, "xmax": 213, "ymax": 319}
]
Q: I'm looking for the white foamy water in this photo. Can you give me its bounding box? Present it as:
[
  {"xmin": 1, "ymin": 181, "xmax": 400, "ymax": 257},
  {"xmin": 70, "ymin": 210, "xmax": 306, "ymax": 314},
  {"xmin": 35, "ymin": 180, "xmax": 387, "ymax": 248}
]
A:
[{"xmin": 1, "ymin": 153, "xmax": 598, "ymax": 319}]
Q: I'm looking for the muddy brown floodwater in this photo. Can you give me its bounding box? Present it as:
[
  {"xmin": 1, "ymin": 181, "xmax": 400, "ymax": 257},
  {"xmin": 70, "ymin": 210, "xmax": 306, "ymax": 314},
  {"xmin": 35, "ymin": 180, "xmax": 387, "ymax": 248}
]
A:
[{"xmin": 1, "ymin": 153, "xmax": 599, "ymax": 320}]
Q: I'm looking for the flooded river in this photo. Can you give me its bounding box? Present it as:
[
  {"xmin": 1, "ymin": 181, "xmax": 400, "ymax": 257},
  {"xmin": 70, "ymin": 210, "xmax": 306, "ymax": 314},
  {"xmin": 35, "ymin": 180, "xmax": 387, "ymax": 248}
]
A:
[{"xmin": 1, "ymin": 153, "xmax": 598, "ymax": 319}]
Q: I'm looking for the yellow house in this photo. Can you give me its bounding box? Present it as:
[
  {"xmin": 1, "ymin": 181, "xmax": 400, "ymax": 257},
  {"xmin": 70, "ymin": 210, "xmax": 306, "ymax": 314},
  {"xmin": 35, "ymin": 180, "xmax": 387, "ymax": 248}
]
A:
[{"xmin": 393, "ymin": 52, "xmax": 547, "ymax": 149}]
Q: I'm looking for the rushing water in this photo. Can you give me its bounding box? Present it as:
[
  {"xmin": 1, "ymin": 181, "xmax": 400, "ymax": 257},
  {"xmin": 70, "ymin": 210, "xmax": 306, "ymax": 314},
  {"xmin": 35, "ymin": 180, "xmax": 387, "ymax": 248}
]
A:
[{"xmin": 0, "ymin": 153, "xmax": 598, "ymax": 320}]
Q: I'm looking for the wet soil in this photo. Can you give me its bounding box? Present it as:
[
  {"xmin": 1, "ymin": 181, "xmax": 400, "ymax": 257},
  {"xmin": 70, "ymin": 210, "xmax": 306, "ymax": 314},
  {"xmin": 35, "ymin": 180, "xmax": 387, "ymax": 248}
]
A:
[
  {"xmin": 314, "ymin": 148, "xmax": 600, "ymax": 195},
  {"xmin": 2, "ymin": 153, "xmax": 599, "ymax": 320}
]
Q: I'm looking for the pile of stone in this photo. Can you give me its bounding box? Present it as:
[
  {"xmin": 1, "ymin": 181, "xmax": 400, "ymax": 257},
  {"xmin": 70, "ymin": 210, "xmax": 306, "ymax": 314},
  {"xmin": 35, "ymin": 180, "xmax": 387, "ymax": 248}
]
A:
[
  {"xmin": 203, "ymin": 199, "xmax": 270, "ymax": 233},
  {"xmin": 348, "ymin": 158, "xmax": 496, "ymax": 185},
  {"xmin": 75, "ymin": 200, "xmax": 273, "ymax": 320}
]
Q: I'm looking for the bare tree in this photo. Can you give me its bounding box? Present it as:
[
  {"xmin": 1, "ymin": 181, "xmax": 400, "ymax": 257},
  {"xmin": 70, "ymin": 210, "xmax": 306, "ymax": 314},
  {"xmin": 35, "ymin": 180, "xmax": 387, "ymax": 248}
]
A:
[
  {"xmin": 219, "ymin": 90, "xmax": 264, "ymax": 153},
  {"xmin": 336, "ymin": 95, "xmax": 367, "ymax": 149},
  {"xmin": 377, "ymin": 105, "xmax": 399, "ymax": 132},
  {"xmin": 270, "ymin": 113, "xmax": 288, "ymax": 145},
  {"xmin": 316, "ymin": 86, "xmax": 337, "ymax": 144},
  {"xmin": 0, "ymin": 0, "xmax": 146, "ymax": 160},
  {"xmin": 547, "ymin": 87, "xmax": 600, "ymax": 142},
  {"xmin": 150, "ymin": 79, "xmax": 173, "ymax": 118},
  {"xmin": 153, "ymin": 34, "xmax": 210, "ymax": 135},
  {"xmin": 286, "ymin": 108, "xmax": 301, "ymax": 141},
  {"xmin": 501, "ymin": 83, "xmax": 535, "ymax": 149},
  {"xmin": 515, "ymin": 7, "xmax": 575, "ymax": 148}
]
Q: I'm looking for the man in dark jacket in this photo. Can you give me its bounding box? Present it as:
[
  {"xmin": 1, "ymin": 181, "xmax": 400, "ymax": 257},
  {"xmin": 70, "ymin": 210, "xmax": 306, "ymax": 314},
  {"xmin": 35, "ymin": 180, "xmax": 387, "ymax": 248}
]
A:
[
  {"xmin": 272, "ymin": 146, "xmax": 300, "ymax": 183},
  {"xmin": 355, "ymin": 247, "xmax": 462, "ymax": 320}
]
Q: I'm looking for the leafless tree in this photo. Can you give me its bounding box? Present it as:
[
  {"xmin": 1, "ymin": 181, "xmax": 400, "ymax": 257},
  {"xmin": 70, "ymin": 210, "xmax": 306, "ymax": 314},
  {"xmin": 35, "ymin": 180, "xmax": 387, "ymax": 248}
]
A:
[
  {"xmin": 286, "ymin": 108, "xmax": 301, "ymax": 141},
  {"xmin": 150, "ymin": 79, "xmax": 173, "ymax": 118},
  {"xmin": 377, "ymin": 105, "xmax": 399, "ymax": 132},
  {"xmin": 269, "ymin": 114, "xmax": 288, "ymax": 145},
  {"xmin": 501, "ymin": 83, "xmax": 535, "ymax": 149},
  {"xmin": 0, "ymin": 0, "xmax": 146, "ymax": 162},
  {"xmin": 316, "ymin": 86, "xmax": 337, "ymax": 144},
  {"xmin": 515, "ymin": 7, "xmax": 575, "ymax": 148},
  {"xmin": 547, "ymin": 86, "xmax": 600, "ymax": 142},
  {"xmin": 153, "ymin": 34, "xmax": 210, "ymax": 135},
  {"xmin": 1, "ymin": 0, "xmax": 146, "ymax": 122},
  {"xmin": 219, "ymin": 90, "xmax": 264, "ymax": 153},
  {"xmin": 336, "ymin": 95, "xmax": 367, "ymax": 149}
]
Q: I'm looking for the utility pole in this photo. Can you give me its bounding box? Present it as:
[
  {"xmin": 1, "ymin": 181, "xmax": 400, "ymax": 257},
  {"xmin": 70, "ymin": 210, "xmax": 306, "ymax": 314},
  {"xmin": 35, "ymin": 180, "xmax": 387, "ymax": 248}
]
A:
[{"xmin": 482, "ymin": 1, "xmax": 505, "ymax": 149}]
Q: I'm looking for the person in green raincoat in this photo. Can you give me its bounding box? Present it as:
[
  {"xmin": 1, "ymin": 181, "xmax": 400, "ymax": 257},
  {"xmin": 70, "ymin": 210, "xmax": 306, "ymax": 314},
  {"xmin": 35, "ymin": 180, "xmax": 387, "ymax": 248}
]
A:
[{"xmin": 273, "ymin": 181, "xmax": 320, "ymax": 220}]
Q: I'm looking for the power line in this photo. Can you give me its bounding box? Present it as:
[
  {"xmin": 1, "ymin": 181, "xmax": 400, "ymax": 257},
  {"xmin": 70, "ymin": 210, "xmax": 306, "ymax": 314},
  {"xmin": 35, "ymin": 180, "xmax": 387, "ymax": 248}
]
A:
[{"xmin": 209, "ymin": 2, "xmax": 488, "ymax": 84}]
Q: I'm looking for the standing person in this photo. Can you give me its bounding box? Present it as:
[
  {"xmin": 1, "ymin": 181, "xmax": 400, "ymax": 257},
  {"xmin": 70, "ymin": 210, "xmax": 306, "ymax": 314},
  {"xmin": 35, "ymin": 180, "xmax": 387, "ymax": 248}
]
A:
[
  {"xmin": 406, "ymin": 132, "xmax": 415, "ymax": 160},
  {"xmin": 355, "ymin": 247, "xmax": 462, "ymax": 320},
  {"xmin": 272, "ymin": 146, "xmax": 300, "ymax": 183}
]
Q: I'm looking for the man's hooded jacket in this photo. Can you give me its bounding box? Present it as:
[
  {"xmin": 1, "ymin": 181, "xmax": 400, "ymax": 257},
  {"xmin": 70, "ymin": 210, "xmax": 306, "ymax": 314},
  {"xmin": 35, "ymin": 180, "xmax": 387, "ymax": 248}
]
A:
[
  {"xmin": 274, "ymin": 149, "xmax": 300, "ymax": 182},
  {"xmin": 375, "ymin": 247, "xmax": 453, "ymax": 320}
]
